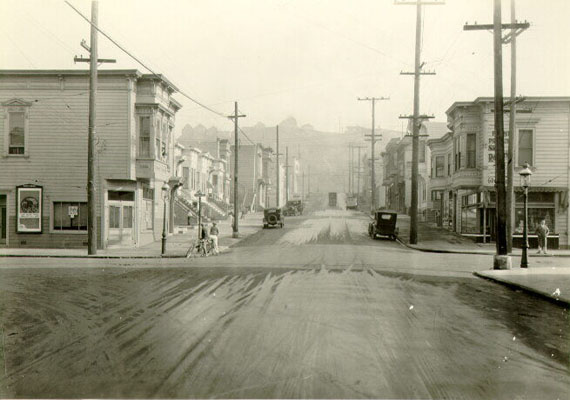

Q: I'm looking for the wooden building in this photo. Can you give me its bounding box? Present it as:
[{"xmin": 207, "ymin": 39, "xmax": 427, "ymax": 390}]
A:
[
  {"xmin": 427, "ymin": 97, "xmax": 570, "ymax": 248},
  {"xmin": 0, "ymin": 69, "xmax": 182, "ymax": 249}
]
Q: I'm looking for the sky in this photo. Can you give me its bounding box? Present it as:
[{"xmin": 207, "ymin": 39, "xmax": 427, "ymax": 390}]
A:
[{"xmin": 1, "ymin": 0, "xmax": 569, "ymax": 136}]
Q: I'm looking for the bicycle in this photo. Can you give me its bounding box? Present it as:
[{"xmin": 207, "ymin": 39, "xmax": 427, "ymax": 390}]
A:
[{"xmin": 186, "ymin": 238, "xmax": 215, "ymax": 258}]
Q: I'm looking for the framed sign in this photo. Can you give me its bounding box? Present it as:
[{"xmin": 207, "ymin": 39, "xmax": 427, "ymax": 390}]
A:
[{"xmin": 16, "ymin": 185, "xmax": 43, "ymax": 233}]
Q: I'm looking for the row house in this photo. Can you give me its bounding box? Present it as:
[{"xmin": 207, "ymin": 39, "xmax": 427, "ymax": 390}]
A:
[
  {"xmin": 0, "ymin": 69, "xmax": 182, "ymax": 249},
  {"xmin": 382, "ymin": 134, "xmax": 431, "ymax": 218},
  {"xmin": 427, "ymin": 97, "xmax": 570, "ymax": 248},
  {"xmin": 174, "ymin": 141, "xmax": 230, "ymax": 226},
  {"xmin": 230, "ymin": 143, "xmax": 267, "ymax": 211}
]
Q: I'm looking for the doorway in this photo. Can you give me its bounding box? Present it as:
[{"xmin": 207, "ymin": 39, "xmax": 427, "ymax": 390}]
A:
[{"xmin": 107, "ymin": 191, "xmax": 135, "ymax": 247}]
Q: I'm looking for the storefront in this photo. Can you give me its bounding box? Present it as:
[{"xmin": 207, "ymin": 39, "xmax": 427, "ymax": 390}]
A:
[{"xmin": 458, "ymin": 189, "xmax": 564, "ymax": 248}]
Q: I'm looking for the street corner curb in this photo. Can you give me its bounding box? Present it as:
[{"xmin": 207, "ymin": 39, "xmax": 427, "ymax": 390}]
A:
[
  {"xmin": 473, "ymin": 271, "xmax": 570, "ymax": 308},
  {"xmin": 394, "ymin": 236, "xmax": 492, "ymax": 256}
]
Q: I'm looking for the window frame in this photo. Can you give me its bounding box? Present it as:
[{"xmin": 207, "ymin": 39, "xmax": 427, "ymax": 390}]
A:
[
  {"xmin": 51, "ymin": 201, "xmax": 88, "ymax": 233},
  {"xmin": 466, "ymin": 133, "xmax": 476, "ymax": 169},
  {"xmin": 3, "ymin": 99, "xmax": 32, "ymax": 157},
  {"xmin": 435, "ymin": 155, "xmax": 445, "ymax": 177},
  {"xmin": 517, "ymin": 128, "xmax": 535, "ymax": 167},
  {"xmin": 138, "ymin": 115, "xmax": 151, "ymax": 158}
]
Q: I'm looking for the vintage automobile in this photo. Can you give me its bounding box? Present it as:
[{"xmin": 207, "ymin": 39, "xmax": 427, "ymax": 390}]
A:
[
  {"xmin": 263, "ymin": 208, "xmax": 284, "ymax": 228},
  {"xmin": 283, "ymin": 200, "xmax": 303, "ymax": 216},
  {"xmin": 368, "ymin": 210, "xmax": 399, "ymax": 240}
]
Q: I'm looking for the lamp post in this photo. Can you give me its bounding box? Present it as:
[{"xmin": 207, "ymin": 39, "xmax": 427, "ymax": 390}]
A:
[
  {"xmin": 519, "ymin": 163, "xmax": 532, "ymax": 268},
  {"xmin": 161, "ymin": 182, "xmax": 170, "ymax": 256},
  {"xmin": 195, "ymin": 190, "xmax": 205, "ymax": 239}
]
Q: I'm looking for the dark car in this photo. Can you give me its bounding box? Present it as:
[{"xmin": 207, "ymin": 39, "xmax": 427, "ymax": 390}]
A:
[
  {"xmin": 263, "ymin": 208, "xmax": 284, "ymax": 228},
  {"xmin": 368, "ymin": 210, "xmax": 399, "ymax": 240},
  {"xmin": 283, "ymin": 200, "xmax": 303, "ymax": 216}
]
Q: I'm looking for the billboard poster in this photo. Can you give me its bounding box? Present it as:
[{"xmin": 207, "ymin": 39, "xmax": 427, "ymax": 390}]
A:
[{"xmin": 16, "ymin": 185, "xmax": 42, "ymax": 233}]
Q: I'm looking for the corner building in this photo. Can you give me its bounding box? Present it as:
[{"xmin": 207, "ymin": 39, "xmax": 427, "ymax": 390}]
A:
[{"xmin": 0, "ymin": 69, "xmax": 182, "ymax": 249}]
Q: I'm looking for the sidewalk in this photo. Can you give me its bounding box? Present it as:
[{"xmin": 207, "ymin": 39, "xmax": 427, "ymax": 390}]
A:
[
  {"xmin": 0, "ymin": 212, "xmax": 264, "ymax": 259},
  {"xmin": 395, "ymin": 214, "xmax": 570, "ymax": 306}
]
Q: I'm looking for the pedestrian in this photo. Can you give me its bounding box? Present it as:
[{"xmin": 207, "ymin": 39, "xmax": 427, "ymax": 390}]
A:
[
  {"xmin": 535, "ymin": 219, "xmax": 549, "ymax": 255},
  {"xmin": 199, "ymin": 223, "xmax": 209, "ymax": 241},
  {"xmin": 209, "ymin": 222, "xmax": 219, "ymax": 255}
]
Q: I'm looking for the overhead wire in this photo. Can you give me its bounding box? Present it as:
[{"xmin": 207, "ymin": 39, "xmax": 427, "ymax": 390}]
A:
[{"xmin": 64, "ymin": 1, "xmax": 230, "ymax": 121}]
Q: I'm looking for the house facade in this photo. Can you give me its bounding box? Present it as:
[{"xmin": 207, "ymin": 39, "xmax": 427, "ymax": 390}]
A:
[
  {"xmin": 382, "ymin": 135, "xmax": 431, "ymax": 217},
  {"xmin": 427, "ymin": 97, "xmax": 570, "ymax": 248},
  {"xmin": 230, "ymin": 143, "xmax": 267, "ymax": 211},
  {"xmin": 0, "ymin": 69, "xmax": 182, "ymax": 249}
]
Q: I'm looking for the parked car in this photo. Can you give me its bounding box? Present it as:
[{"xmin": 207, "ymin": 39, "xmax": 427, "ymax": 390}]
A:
[
  {"xmin": 346, "ymin": 194, "xmax": 358, "ymax": 210},
  {"xmin": 368, "ymin": 210, "xmax": 399, "ymax": 240},
  {"xmin": 283, "ymin": 200, "xmax": 303, "ymax": 216},
  {"xmin": 263, "ymin": 208, "xmax": 284, "ymax": 228}
]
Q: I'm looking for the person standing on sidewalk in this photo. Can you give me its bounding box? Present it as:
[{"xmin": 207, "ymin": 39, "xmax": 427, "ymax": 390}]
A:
[
  {"xmin": 535, "ymin": 219, "xmax": 549, "ymax": 254},
  {"xmin": 209, "ymin": 222, "xmax": 219, "ymax": 255}
]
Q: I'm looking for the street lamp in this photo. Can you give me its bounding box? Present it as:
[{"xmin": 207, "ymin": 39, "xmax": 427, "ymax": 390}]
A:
[
  {"xmin": 195, "ymin": 190, "xmax": 206, "ymax": 239},
  {"xmin": 519, "ymin": 163, "xmax": 532, "ymax": 268},
  {"xmin": 161, "ymin": 182, "xmax": 170, "ymax": 256}
]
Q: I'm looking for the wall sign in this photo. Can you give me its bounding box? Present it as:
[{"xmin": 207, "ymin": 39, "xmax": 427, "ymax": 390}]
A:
[{"xmin": 16, "ymin": 185, "xmax": 42, "ymax": 233}]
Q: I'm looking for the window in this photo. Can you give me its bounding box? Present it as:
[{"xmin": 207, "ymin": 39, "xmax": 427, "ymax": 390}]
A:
[
  {"xmin": 518, "ymin": 129, "xmax": 533, "ymax": 166},
  {"xmin": 454, "ymin": 137, "xmax": 461, "ymax": 171},
  {"xmin": 183, "ymin": 167, "xmax": 190, "ymax": 189},
  {"xmin": 9, "ymin": 112, "xmax": 25, "ymax": 154},
  {"xmin": 139, "ymin": 116, "xmax": 151, "ymax": 157},
  {"xmin": 431, "ymin": 190, "xmax": 442, "ymax": 201},
  {"xmin": 155, "ymin": 117, "xmax": 162, "ymax": 160},
  {"xmin": 436, "ymin": 156, "xmax": 445, "ymax": 177},
  {"xmin": 419, "ymin": 141, "xmax": 426, "ymax": 163},
  {"xmin": 161, "ymin": 121, "xmax": 167, "ymax": 161},
  {"xmin": 447, "ymin": 154, "xmax": 451, "ymax": 176},
  {"xmin": 466, "ymin": 134, "xmax": 476, "ymax": 168},
  {"xmin": 53, "ymin": 202, "xmax": 87, "ymax": 231}
]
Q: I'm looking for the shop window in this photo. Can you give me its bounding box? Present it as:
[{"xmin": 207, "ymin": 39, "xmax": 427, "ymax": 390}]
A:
[
  {"xmin": 466, "ymin": 134, "xmax": 476, "ymax": 168},
  {"xmin": 461, "ymin": 206, "xmax": 478, "ymax": 233},
  {"xmin": 518, "ymin": 129, "xmax": 533, "ymax": 166},
  {"xmin": 53, "ymin": 202, "xmax": 87, "ymax": 231},
  {"xmin": 515, "ymin": 207, "xmax": 554, "ymax": 233},
  {"xmin": 138, "ymin": 116, "xmax": 151, "ymax": 157}
]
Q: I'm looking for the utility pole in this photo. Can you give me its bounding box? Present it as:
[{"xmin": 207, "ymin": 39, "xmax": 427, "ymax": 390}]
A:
[
  {"xmin": 397, "ymin": 0, "xmax": 441, "ymax": 245},
  {"xmin": 302, "ymin": 170, "xmax": 305, "ymax": 201},
  {"xmin": 308, "ymin": 165, "xmax": 311, "ymax": 194},
  {"xmin": 276, "ymin": 126, "xmax": 280, "ymax": 208},
  {"xmin": 228, "ymin": 102, "xmax": 246, "ymax": 238},
  {"xmin": 348, "ymin": 144, "xmax": 352, "ymax": 194},
  {"xmin": 73, "ymin": 0, "xmax": 115, "ymax": 255},
  {"xmin": 285, "ymin": 147, "xmax": 290, "ymax": 203},
  {"xmin": 357, "ymin": 146, "xmax": 362, "ymax": 197},
  {"xmin": 464, "ymin": 0, "xmax": 529, "ymax": 262},
  {"xmin": 359, "ymin": 96, "xmax": 389, "ymax": 212}
]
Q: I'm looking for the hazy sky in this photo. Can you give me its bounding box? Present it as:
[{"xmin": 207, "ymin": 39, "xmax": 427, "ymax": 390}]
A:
[{"xmin": 1, "ymin": 0, "xmax": 569, "ymax": 135}]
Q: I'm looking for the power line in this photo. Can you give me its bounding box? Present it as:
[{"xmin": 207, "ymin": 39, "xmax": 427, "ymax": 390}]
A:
[{"xmin": 64, "ymin": 1, "xmax": 229, "ymax": 120}]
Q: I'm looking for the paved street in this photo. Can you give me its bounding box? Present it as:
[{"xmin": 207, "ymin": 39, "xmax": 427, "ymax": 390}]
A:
[{"xmin": 0, "ymin": 207, "xmax": 568, "ymax": 399}]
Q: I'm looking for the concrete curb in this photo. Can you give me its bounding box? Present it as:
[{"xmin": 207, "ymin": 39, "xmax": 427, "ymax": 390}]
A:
[
  {"xmin": 473, "ymin": 271, "xmax": 570, "ymax": 308},
  {"xmin": 395, "ymin": 236, "xmax": 570, "ymax": 257}
]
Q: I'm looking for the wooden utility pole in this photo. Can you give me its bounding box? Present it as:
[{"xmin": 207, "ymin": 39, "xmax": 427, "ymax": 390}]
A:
[
  {"xmin": 308, "ymin": 165, "xmax": 311, "ymax": 194},
  {"xmin": 276, "ymin": 126, "xmax": 280, "ymax": 207},
  {"xmin": 228, "ymin": 102, "xmax": 246, "ymax": 238},
  {"xmin": 73, "ymin": 1, "xmax": 115, "ymax": 255},
  {"xmin": 302, "ymin": 170, "xmax": 305, "ymax": 201},
  {"xmin": 359, "ymin": 96, "xmax": 389, "ymax": 212},
  {"xmin": 397, "ymin": 0, "xmax": 441, "ymax": 245},
  {"xmin": 348, "ymin": 145, "xmax": 352, "ymax": 194},
  {"xmin": 357, "ymin": 146, "xmax": 361, "ymax": 196},
  {"xmin": 285, "ymin": 147, "xmax": 290, "ymax": 203},
  {"xmin": 464, "ymin": 1, "xmax": 529, "ymax": 257}
]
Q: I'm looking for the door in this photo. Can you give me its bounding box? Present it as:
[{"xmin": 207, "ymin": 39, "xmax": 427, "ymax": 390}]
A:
[{"xmin": 108, "ymin": 201, "xmax": 134, "ymax": 246}]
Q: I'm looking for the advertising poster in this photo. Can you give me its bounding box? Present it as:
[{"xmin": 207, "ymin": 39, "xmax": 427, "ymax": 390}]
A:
[{"xmin": 16, "ymin": 185, "xmax": 42, "ymax": 233}]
